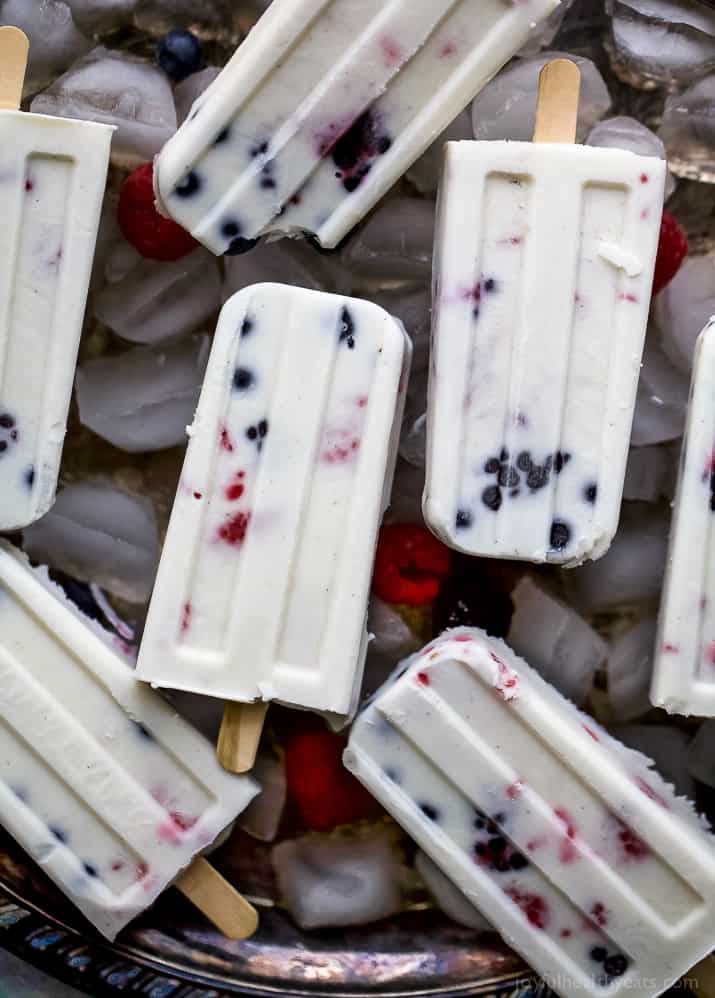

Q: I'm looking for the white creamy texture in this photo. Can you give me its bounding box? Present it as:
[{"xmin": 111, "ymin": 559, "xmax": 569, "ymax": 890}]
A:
[
  {"xmin": 137, "ymin": 283, "xmax": 410, "ymax": 717},
  {"xmin": 0, "ymin": 109, "xmax": 112, "ymax": 530},
  {"xmin": 652, "ymin": 317, "xmax": 715, "ymax": 716},
  {"xmin": 153, "ymin": 0, "xmax": 559, "ymax": 252},
  {"xmin": 425, "ymin": 141, "xmax": 665, "ymax": 565},
  {"xmin": 345, "ymin": 627, "xmax": 715, "ymax": 998},
  {"xmin": 0, "ymin": 542, "xmax": 258, "ymax": 940}
]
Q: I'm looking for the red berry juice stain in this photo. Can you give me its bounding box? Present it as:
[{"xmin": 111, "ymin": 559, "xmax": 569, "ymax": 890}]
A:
[
  {"xmin": 416, "ymin": 671, "xmax": 430, "ymax": 687},
  {"xmin": 617, "ymin": 292, "xmax": 639, "ymax": 303},
  {"xmin": 180, "ymin": 602, "xmax": 192, "ymax": 634},
  {"xmin": 225, "ymin": 469, "xmax": 246, "ymax": 501},
  {"xmin": 662, "ymin": 642, "xmax": 679, "ymax": 653},
  {"xmin": 490, "ymin": 651, "xmax": 519, "ymax": 699},
  {"xmin": 439, "ymin": 40, "xmax": 457, "ymax": 57},
  {"xmin": 635, "ymin": 777, "xmax": 669, "ymax": 809},
  {"xmin": 554, "ymin": 807, "xmax": 579, "ymax": 864},
  {"xmin": 504, "ymin": 888, "xmax": 549, "ymax": 930},
  {"xmin": 218, "ymin": 510, "xmax": 251, "ymax": 546},
  {"xmin": 590, "ymin": 902, "xmax": 608, "ymax": 927},
  {"xmin": 617, "ymin": 820, "xmax": 650, "ymax": 861},
  {"xmin": 582, "ymin": 724, "xmax": 600, "ymax": 742},
  {"xmin": 220, "ymin": 426, "xmax": 234, "ymax": 452},
  {"xmin": 193, "ymin": 491, "xmax": 203, "ymax": 500},
  {"xmin": 506, "ymin": 780, "xmax": 524, "ymax": 800},
  {"xmin": 640, "ymin": 173, "xmax": 649, "ymax": 183},
  {"xmin": 380, "ymin": 37, "xmax": 402, "ymax": 66}
]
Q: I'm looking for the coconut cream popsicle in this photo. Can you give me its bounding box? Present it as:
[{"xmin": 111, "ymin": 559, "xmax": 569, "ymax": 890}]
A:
[
  {"xmin": 345, "ymin": 628, "xmax": 715, "ymax": 998},
  {"xmin": 652, "ymin": 316, "xmax": 715, "ymax": 717},
  {"xmin": 424, "ymin": 60, "xmax": 666, "ymax": 565},
  {"xmin": 0, "ymin": 27, "xmax": 113, "ymax": 529},
  {"xmin": 153, "ymin": 0, "xmax": 560, "ymax": 253},
  {"xmin": 137, "ymin": 283, "xmax": 410, "ymax": 771},
  {"xmin": 0, "ymin": 542, "xmax": 260, "ymax": 941}
]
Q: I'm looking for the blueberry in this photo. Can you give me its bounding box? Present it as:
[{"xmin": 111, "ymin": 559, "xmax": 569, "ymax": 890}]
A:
[
  {"xmin": 584, "ymin": 482, "xmax": 598, "ymax": 503},
  {"xmin": 419, "ymin": 803, "xmax": 440, "ymax": 821},
  {"xmin": 384, "ymin": 767, "xmax": 400, "ymax": 783},
  {"xmin": 472, "ymin": 306, "xmax": 480, "ymax": 320},
  {"xmin": 455, "ymin": 509, "xmax": 473, "ymax": 529},
  {"xmin": 474, "ymin": 817, "xmax": 486, "ymax": 829},
  {"xmin": 49, "ymin": 825, "xmax": 67, "ymax": 843},
  {"xmin": 550, "ymin": 520, "xmax": 571, "ymax": 550},
  {"xmin": 603, "ymin": 955, "xmax": 628, "ymax": 978},
  {"xmin": 233, "ymin": 367, "xmax": 255, "ymax": 391},
  {"xmin": 246, "ymin": 426, "xmax": 258, "ymax": 441},
  {"xmin": 554, "ymin": 450, "xmax": 571, "ymax": 473},
  {"xmin": 0, "ymin": 413, "xmax": 15, "ymax": 428},
  {"xmin": 516, "ymin": 451, "xmax": 532, "ymax": 472},
  {"xmin": 83, "ymin": 862, "xmax": 98, "ymax": 878},
  {"xmin": 260, "ymin": 176, "xmax": 277, "ymax": 190},
  {"xmin": 377, "ymin": 136, "xmax": 392, "ymax": 155},
  {"xmin": 214, "ymin": 126, "xmax": 230, "ymax": 145},
  {"xmin": 0, "ymin": 441, "xmax": 7, "ymax": 453},
  {"xmin": 484, "ymin": 457, "xmax": 500, "ymax": 474},
  {"xmin": 482, "ymin": 485, "xmax": 502, "ymax": 511},
  {"xmin": 338, "ymin": 306, "xmax": 355, "ymax": 348},
  {"xmin": 258, "ymin": 419, "xmax": 269, "ymax": 438},
  {"xmin": 527, "ymin": 466, "xmax": 549, "ymax": 491},
  {"xmin": 475, "ymin": 842, "xmax": 486, "ymax": 856},
  {"xmin": 483, "ymin": 278, "xmax": 498, "ymax": 293},
  {"xmin": 222, "ymin": 220, "xmax": 241, "ymax": 239},
  {"xmin": 489, "ymin": 836, "xmax": 507, "ymax": 854},
  {"xmin": 510, "ymin": 853, "xmax": 529, "ymax": 870},
  {"xmin": 174, "ymin": 171, "xmax": 201, "ymax": 199},
  {"xmin": 157, "ymin": 30, "xmax": 203, "ymax": 83},
  {"xmin": 493, "ymin": 856, "xmax": 510, "ymax": 872},
  {"xmin": 343, "ymin": 175, "xmax": 362, "ymax": 193},
  {"xmin": 24, "ymin": 466, "xmax": 34, "ymax": 487},
  {"xmin": 133, "ymin": 720, "xmax": 154, "ymax": 741},
  {"xmin": 590, "ymin": 947, "xmax": 608, "ymax": 964},
  {"xmin": 225, "ymin": 236, "xmax": 259, "ymax": 256},
  {"xmin": 497, "ymin": 464, "xmax": 519, "ymax": 488},
  {"xmin": 499, "ymin": 448, "xmax": 509, "ymax": 462},
  {"xmin": 240, "ymin": 316, "xmax": 254, "ymax": 337}
]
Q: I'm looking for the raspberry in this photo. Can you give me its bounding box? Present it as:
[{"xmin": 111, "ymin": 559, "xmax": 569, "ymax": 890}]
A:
[
  {"xmin": 652, "ymin": 209, "xmax": 688, "ymax": 297},
  {"xmin": 372, "ymin": 524, "xmax": 451, "ymax": 606},
  {"xmin": 284, "ymin": 727, "xmax": 382, "ymax": 831},
  {"xmin": 118, "ymin": 163, "xmax": 198, "ymax": 262}
]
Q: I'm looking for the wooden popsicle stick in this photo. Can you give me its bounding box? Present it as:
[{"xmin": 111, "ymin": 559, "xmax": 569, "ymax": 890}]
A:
[
  {"xmin": 176, "ymin": 856, "xmax": 258, "ymax": 940},
  {"xmin": 532, "ymin": 58, "xmax": 581, "ymax": 145},
  {"xmin": 217, "ymin": 701, "xmax": 268, "ymax": 774},
  {"xmin": 691, "ymin": 955, "xmax": 715, "ymax": 998},
  {"xmin": 0, "ymin": 26, "xmax": 29, "ymax": 111}
]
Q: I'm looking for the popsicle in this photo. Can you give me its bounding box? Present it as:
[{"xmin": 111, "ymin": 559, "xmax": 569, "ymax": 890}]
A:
[
  {"xmin": 137, "ymin": 283, "xmax": 410, "ymax": 771},
  {"xmin": 651, "ymin": 317, "xmax": 715, "ymax": 717},
  {"xmin": 153, "ymin": 0, "xmax": 560, "ymax": 253},
  {"xmin": 345, "ymin": 627, "xmax": 715, "ymax": 998},
  {"xmin": 0, "ymin": 27, "xmax": 113, "ymax": 530},
  {"xmin": 424, "ymin": 59, "xmax": 666, "ymax": 565},
  {"xmin": 0, "ymin": 541, "xmax": 260, "ymax": 941}
]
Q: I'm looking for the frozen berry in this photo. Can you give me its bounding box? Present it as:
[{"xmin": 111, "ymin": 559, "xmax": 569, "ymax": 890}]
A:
[
  {"xmin": 455, "ymin": 509, "xmax": 473, "ymax": 529},
  {"xmin": 482, "ymin": 485, "xmax": 502, "ymax": 511},
  {"xmin": 653, "ymin": 210, "xmax": 688, "ymax": 297},
  {"xmin": 233, "ymin": 367, "xmax": 255, "ymax": 391},
  {"xmin": 372, "ymin": 524, "xmax": 451, "ymax": 606},
  {"xmin": 603, "ymin": 955, "xmax": 629, "ymax": 978},
  {"xmin": 284, "ymin": 726, "xmax": 382, "ymax": 831},
  {"xmin": 119, "ymin": 163, "xmax": 198, "ymax": 261},
  {"xmin": 157, "ymin": 30, "xmax": 203, "ymax": 83},
  {"xmin": 550, "ymin": 520, "xmax": 571, "ymax": 550}
]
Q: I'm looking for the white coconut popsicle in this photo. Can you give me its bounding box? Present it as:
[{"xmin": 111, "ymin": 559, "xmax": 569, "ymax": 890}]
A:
[
  {"xmin": 425, "ymin": 60, "xmax": 665, "ymax": 565},
  {"xmin": 0, "ymin": 28, "xmax": 113, "ymax": 529},
  {"xmin": 137, "ymin": 283, "xmax": 410, "ymax": 771},
  {"xmin": 0, "ymin": 542, "xmax": 260, "ymax": 941},
  {"xmin": 153, "ymin": 0, "xmax": 559, "ymax": 253},
  {"xmin": 652, "ymin": 317, "xmax": 715, "ymax": 717},
  {"xmin": 345, "ymin": 628, "xmax": 715, "ymax": 998}
]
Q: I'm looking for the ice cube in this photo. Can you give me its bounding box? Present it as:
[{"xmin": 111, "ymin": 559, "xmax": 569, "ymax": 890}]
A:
[
  {"xmin": 659, "ymin": 75, "xmax": 715, "ymax": 183},
  {"xmin": 587, "ymin": 116, "xmax": 676, "ymax": 199},
  {"xmin": 654, "ymin": 256, "xmax": 715, "ymax": 374},
  {"xmin": 400, "ymin": 411, "xmax": 427, "ymax": 470},
  {"xmin": 0, "ymin": 0, "xmax": 91, "ymax": 97},
  {"xmin": 406, "ymin": 110, "xmax": 473, "ymax": 195},
  {"xmin": 471, "ymin": 51, "xmax": 611, "ymax": 143},
  {"xmin": 517, "ymin": 0, "xmax": 576, "ymax": 56},
  {"xmin": 611, "ymin": 724, "xmax": 696, "ymax": 800},
  {"xmin": 562, "ymin": 502, "xmax": 670, "ymax": 612},
  {"xmin": 415, "ymin": 851, "xmax": 492, "ymax": 931},
  {"xmin": 238, "ymin": 753, "xmax": 286, "ymax": 843},
  {"xmin": 22, "ymin": 480, "xmax": 160, "ymax": 604},
  {"xmin": 133, "ymin": 0, "xmax": 243, "ymax": 41},
  {"xmin": 374, "ymin": 286, "xmax": 431, "ymax": 373},
  {"xmin": 340, "ymin": 197, "xmax": 435, "ymax": 284},
  {"xmin": 689, "ymin": 721, "xmax": 715, "ymax": 789},
  {"xmin": 30, "ymin": 47, "xmax": 177, "ymax": 165},
  {"xmin": 272, "ymin": 830, "xmax": 404, "ymax": 929},
  {"xmin": 174, "ymin": 65, "xmax": 221, "ymax": 124},
  {"xmin": 607, "ymin": 615, "xmax": 658, "ymax": 722},
  {"xmin": 65, "ymin": 0, "xmax": 138, "ymax": 34},
  {"xmin": 75, "ymin": 334, "xmax": 210, "ymax": 453},
  {"xmin": 630, "ymin": 330, "xmax": 689, "ymax": 445},
  {"xmin": 507, "ymin": 576, "xmax": 607, "ymax": 705},
  {"xmin": 606, "ymin": 0, "xmax": 715, "ymax": 90},
  {"xmin": 94, "ymin": 248, "xmax": 221, "ymax": 344},
  {"xmin": 223, "ymin": 238, "xmax": 348, "ymax": 302},
  {"xmin": 623, "ymin": 443, "xmax": 678, "ymax": 502}
]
